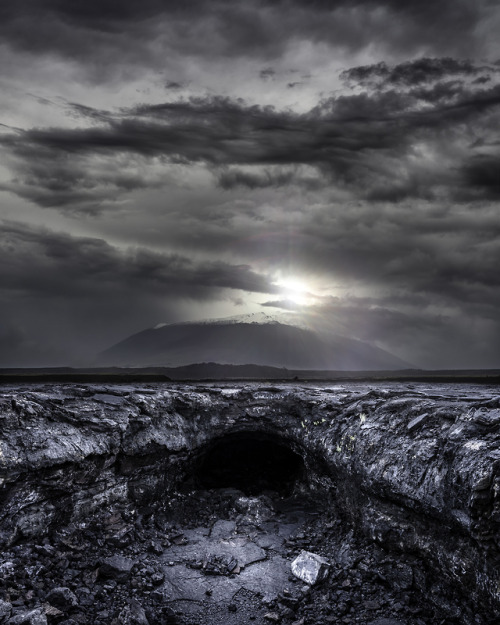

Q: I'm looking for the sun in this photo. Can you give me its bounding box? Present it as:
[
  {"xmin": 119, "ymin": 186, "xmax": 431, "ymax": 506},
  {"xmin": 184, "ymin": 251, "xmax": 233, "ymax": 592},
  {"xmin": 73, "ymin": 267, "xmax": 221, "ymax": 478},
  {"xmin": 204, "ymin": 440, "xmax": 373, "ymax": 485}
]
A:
[{"xmin": 276, "ymin": 276, "xmax": 316, "ymax": 306}]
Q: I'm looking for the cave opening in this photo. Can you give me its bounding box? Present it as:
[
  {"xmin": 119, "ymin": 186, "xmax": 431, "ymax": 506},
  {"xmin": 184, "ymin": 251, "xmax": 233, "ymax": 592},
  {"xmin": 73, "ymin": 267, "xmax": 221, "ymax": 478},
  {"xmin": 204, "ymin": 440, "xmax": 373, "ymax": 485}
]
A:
[{"xmin": 193, "ymin": 432, "xmax": 304, "ymax": 496}]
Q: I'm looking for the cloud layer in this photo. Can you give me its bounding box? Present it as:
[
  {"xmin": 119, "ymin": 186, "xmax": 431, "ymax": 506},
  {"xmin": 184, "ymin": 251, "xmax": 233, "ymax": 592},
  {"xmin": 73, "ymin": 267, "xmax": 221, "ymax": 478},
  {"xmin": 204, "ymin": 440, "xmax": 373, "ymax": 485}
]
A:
[
  {"xmin": 0, "ymin": 221, "xmax": 277, "ymax": 365},
  {"xmin": 0, "ymin": 0, "xmax": 488, "ymax": 67},
  {"xmin": 1, "ymin": 0, "xmax": 499, "ymax": 367},
  {"xmin": 3, "ymin": 58, "xmax": 500, "ymax": 212}
]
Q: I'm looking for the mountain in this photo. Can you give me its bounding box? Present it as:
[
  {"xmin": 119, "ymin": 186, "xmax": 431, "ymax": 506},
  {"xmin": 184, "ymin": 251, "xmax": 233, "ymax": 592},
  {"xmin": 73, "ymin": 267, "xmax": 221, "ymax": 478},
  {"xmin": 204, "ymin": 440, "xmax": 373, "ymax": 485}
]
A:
[{"xmin": 97, "ymin": 313, "xmax": 413, "ymax": 370}]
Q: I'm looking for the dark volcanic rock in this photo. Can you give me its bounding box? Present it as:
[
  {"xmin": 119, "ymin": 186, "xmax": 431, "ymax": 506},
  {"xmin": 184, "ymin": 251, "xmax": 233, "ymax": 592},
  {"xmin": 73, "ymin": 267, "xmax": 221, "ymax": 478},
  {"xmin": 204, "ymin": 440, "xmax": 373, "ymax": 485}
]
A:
[
  {"xmin": 117, "ymin": 600, "xmax": 149, "ymax": 625},
  {"xmin": 0, "ymin": 382, "xmax": 500, "ymax": 625},
  {"xmin": 6, "ymin": 609, "xmax": 47, "ymax": 625},
  {"xmin": 45, "ymin": 587, "xmax": 78, "ymax": 610},
  {"xmin": 0, "ymin": 601, "xmax": 13, "ymax": 620},
  {"xmin": 99, "ymin": 556, "xmax": 135, "ymax": 581}
]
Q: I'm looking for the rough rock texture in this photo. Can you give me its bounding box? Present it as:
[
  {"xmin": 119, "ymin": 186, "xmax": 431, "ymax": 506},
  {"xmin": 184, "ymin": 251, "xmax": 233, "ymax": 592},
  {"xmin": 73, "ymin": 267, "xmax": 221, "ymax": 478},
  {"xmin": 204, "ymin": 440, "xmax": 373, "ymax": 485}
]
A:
[
  {"xmin": 291, "ymin": 551, "xmax": 330, "ymax": 585},
  {"xmin": 0, "ymin": 382, "xmax": 499, "ymax": 625}
]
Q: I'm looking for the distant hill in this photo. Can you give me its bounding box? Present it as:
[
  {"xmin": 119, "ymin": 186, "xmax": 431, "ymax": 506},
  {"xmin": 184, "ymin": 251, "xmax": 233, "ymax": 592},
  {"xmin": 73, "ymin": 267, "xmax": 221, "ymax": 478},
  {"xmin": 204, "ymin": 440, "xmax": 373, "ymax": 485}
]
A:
[
  {"xmin": 97, "ymin": 313, "xmax": 413, "ymax": 370},
  {"xmin": 4, "ymin": 365, "xmax": 500, "ymax": 384}
]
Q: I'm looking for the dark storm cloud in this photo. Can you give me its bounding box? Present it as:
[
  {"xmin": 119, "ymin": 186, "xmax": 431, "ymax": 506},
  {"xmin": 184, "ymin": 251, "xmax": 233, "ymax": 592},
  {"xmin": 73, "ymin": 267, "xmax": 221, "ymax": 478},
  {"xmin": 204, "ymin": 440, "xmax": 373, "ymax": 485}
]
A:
[
  {"xmin": 217, "ymin": 167, "xmax": 324, "ymax": 191},
  {"xmin": 460, "ymin": 154, "xmax": 500, "ymax": 199},
  {"xmin": 260, "ymin": 300, "xmax": 299, "ymax": 311},
  {"xmin": 165, "ymin": 81, "xmax": 184, "ymax": 90},
  {"xmin": 0, "ymin": 221, "xmax": 278, "ymax": 365},
  {"xmin": 218, "ymin": 169, "xmax": 295, "ymax": 190},
  {"xmin": 340, "ymin": 57, "xmax": 497, "ymax": 88},
  {"xmin": 305, "ymin": 205, "xmax": 500, "ymax": 307},
  {"xmin": 282, "ymin": 0, "xmax": 482, "ymax": 56},
  {"xmin": 0, "ymin": 147, "xmax": 170, "ymax": 214},
  {"xmin": 2, "ymin": 60, "xmax": 500, "ymax": 209},
  {"xmin": 0, "ymin": 0, "xmax": 487, "ymax": 77},
  {"xmin": 259, "ymin": 68, "xmax": 276, "ymax": 81},
  {"xmin": 0, "ymin": 221, "xmax": 276, "ymax": 298}
]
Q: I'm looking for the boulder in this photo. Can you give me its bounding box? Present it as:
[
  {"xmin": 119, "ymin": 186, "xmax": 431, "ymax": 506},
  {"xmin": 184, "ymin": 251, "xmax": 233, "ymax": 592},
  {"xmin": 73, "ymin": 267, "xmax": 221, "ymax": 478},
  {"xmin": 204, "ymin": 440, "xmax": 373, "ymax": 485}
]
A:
[
  {"xmin": 45, "ymin": 587, "xmax": 78, "ymax": 611},
  {"xmin": 291, "ymin": 551, "xmax": 330, "ymax": 585},
  {"xmin": 99, "ymin": 555, "xmax": 135, "ymax": 582}
]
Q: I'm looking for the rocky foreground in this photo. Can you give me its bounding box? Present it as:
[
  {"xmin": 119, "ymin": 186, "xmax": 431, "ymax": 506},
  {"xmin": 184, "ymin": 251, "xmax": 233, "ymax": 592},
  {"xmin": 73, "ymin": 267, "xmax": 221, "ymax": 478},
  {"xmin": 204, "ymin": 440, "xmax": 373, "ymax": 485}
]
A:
[{"xmin": 0, "ymin": 382, "xmax": 499, "ymax": 625}]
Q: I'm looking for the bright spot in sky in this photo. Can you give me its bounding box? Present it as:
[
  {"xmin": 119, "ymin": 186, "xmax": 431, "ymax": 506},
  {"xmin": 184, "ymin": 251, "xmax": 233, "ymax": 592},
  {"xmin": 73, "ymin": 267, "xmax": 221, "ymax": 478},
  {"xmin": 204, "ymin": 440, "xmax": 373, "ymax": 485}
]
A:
[{"xmin": 276, "ymin": 277, "xmax": 316, "ymax": 306}]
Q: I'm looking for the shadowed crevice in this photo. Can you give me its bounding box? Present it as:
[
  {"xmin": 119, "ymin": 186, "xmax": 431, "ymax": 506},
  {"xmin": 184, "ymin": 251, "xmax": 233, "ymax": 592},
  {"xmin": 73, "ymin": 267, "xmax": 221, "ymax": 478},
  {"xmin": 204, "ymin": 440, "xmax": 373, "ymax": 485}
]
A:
[{"xmin": 193, "ymin": 432, "xmax": 304, "ymax": 495}]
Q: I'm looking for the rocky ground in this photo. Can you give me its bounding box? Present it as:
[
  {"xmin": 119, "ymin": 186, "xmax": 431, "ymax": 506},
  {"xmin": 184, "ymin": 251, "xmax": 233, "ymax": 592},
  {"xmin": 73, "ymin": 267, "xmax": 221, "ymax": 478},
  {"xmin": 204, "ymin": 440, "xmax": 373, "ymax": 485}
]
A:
[
  {"xmin": 1, "ymin": 484, "xmax": 459, "ymax": 625},
  {"xmin": 1, "ymin": 381, "xmax": 499, "ymax": 625}
]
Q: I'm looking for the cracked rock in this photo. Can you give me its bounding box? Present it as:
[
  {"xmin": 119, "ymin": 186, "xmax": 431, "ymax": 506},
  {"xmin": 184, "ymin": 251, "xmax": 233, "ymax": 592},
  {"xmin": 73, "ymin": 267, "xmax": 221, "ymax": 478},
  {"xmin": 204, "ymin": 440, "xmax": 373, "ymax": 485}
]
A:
[
  {"xmin": 291, "ymin": 551, "xmax": 330, "ymax": 585},
  {"xmin": 1, "ymin": 382, "xmax": 500, "ymax": 625}
]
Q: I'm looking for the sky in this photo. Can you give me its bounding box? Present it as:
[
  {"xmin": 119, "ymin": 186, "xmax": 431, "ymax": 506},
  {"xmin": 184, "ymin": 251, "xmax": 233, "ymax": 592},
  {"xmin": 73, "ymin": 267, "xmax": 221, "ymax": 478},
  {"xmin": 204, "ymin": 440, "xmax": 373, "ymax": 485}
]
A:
[{"xmin": 1, "ymin": 0, "xmax": 500, "ymax": 369}]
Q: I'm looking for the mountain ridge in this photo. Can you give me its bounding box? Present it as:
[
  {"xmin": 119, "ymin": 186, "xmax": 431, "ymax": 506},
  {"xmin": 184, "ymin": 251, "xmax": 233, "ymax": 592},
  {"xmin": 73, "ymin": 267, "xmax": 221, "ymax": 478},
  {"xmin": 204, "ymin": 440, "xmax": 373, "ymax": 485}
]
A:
[{"xmin": 97, "ymin": 315, "xmax": 413, "ymax": 370}]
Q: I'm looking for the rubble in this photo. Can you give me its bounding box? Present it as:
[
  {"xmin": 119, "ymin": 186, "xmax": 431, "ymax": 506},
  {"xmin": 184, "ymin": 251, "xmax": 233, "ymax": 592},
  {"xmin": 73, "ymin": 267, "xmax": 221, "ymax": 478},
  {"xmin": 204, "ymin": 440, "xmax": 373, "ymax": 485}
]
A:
[
  {"xmin": 6, "ymin": 609, "xmax": 47, "ymax": 625},
  {"xmin": 0, "ymin": 602, "xmax": 12, "ymax": 620},
  {"xmin": 0, "ymin": 381, "xmax": 499, "ymax": 624}
]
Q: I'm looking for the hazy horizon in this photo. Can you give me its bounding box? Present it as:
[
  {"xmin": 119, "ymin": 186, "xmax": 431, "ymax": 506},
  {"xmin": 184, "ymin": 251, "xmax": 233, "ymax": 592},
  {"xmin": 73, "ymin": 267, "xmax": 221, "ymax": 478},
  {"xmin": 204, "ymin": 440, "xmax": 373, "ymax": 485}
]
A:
[{"xmin": 1, "ymin": 0, "xmax": 500, "ymax": 369}]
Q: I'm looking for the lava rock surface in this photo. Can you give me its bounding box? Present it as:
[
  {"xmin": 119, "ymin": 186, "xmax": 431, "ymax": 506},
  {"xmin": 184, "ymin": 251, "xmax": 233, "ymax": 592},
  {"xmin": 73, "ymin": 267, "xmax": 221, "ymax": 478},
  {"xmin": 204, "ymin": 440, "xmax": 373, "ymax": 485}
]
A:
[{"xmin": 0, "ymin": 382, "xmax": 499, "ymax": 625}]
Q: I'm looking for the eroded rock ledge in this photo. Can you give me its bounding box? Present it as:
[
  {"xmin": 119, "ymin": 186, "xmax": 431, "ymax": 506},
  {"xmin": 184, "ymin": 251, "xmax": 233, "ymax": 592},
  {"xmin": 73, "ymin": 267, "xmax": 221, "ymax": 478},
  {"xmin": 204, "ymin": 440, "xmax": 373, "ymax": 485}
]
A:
[{"xmin": 1, "ymin": 382, "xmax": 500, "ymax": 625}]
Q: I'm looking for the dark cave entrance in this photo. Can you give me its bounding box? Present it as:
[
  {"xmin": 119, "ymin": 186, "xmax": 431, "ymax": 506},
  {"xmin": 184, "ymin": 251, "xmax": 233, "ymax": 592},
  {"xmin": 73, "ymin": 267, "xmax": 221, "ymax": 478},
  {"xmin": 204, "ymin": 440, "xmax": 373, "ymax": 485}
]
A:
[{"xmin": 193, "ymin": 432, "xmax": 304, "ymax": 496}]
